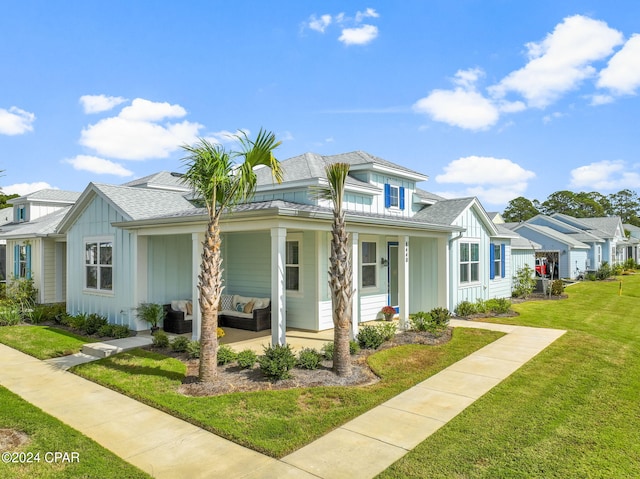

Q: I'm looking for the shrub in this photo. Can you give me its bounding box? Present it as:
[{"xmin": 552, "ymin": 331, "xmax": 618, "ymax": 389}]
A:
[
  {"xmin": 6, "ymin": 276, "xmax": 37, "ymax": 311},
  {"xmin": 349, "ymin": 340, "xmax": 360, "ymax": 355},
  {"xmin": 485, "ymin": 298, "xmax": 511, "ymax": 314},
  {"xmin": 97, "ymin": 324, "xmax": 115, "ymax": 337},
  {"xmin": 152, "ymin": 330, "xmax": 170, "ymax": 348},
  {"xmin": 187, "ymin": 340, "xmax": 200, "ymax": 359},
  {"xmin": 297, "ymin": 348, "xmax": 322, "ymax": 370},
  {"xmin": 612, "ymin": 264, "xmax": 624, "ymax": 276},
  {"xmin": 84, "ymin": 313, "xmax": 108, "ymax": 335},
  {"xmin": 171, "ymin": 336, "xmax": 190, "ymax": 352},
  {"xmin": 551, "ymin": 279, "xmax": 564, "ymax": 296},
  {"xmin": 0, "ymin": 304, "xmax": 22, "ymax": 326},
  {"xmin": 596, "ymin": 262, "xmax": 612, "ymax": 280},
  {"xmin": 474, "ymin": 299, "xmax": 487, "ymax": 314},
  {"xmin": 429, "ymin": 307, "xmax": 451, "ymax": 326},
  {"xmin": 585, "ymin": 272, "xmax": 597, "ymax": 281},
  {"xmin": 68, "ymin": 313, "xmax": 88, "ymax": 332},
  {"xmin": 321, "ymin": 341, "xmax": 334, "ymax": 360},
  {"xmin": 27, "ymin": 304, "xmax": 48, "ymax": 324},
  {"xmin": 357, "ymin": 323, "xmax": 395, "ymax": 350},
  {"xmin": 258, "ymin": 344, "xmax": 296, "ymax": 380},
  {"xmin": 409, "ymin": 311, "xmax": 434, "ymax": 332},
  {"xmin": 236, "ymin": 349, "xmax": 257, "ymax": 369},
  {"xmin": 454, "ymin": 300, "xmax": 476, "ymax": 317},
  {"xmin": 111, "ymin": 325, "xmax": 131, "ymax": 339},
  {"xmin": 512, "ymin": 264, "xmax": 536, "ymax": 298},
  {"xmin": 410, "ymin": 308, "xmax": 450, "ymax": 334},
  {"xmin": 624, "ymin": 258, "xmax": 637, "ymax": 270},
  {"xmin": 217, "ymin": 345, "xmax": 237, "ymax": 365}
]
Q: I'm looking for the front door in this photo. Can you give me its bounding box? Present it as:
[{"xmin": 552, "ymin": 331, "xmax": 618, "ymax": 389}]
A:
[{"xmin": 388, "ymin": 242, "xmax": 399, "ymax": 308}]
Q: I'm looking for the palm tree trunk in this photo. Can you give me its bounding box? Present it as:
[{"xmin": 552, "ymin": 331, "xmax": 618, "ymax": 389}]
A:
[
  {"xmin": 330, "ymin": 208, "xmax": 353, "ymax": 376},
  {"xmin": 198, "ymin": 214, "xmax": 223, "ymax": 382}
]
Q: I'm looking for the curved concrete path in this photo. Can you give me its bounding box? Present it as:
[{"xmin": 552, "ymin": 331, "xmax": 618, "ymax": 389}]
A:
[{"xmin": 0, "ymin": 320, "xmax": 564, "ymax": 479}]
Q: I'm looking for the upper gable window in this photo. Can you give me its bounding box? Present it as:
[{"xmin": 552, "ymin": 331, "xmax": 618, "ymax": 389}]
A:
[
  {"xmin": 16, "ymin": 205, "xmax": 26, "ymax": 222},
  {"xmin": 384, "ymin": 184, "xmax": 405, "ymax": 210}
]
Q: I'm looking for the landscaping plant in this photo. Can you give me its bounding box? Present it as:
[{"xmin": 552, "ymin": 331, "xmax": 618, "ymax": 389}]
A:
[{"xmin": 258, "ymin": 343, "xmax": 296, "ymax": 380}]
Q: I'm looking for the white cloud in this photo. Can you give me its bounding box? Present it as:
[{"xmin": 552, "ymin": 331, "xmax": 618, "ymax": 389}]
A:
[
  {"xmin": 1, "ymin": 182, "xmax": 54, "ymax": 196},
  {"xmin": 339, "ymin": 24, "xmax": 378, "ymax": 46},
  {"xmin": 79, "ymin": 98, "xmax": 202, "ymax": 160},
  {"xmin": 590, "ymin": 94, "xmax": 615, "ymax": 105},
  {"xmin": 63, "ymin": 155, "xmax": 134, "ymax": 177},
  {"xmin": 569, "ymin": 159, "xmax": 640, "ymax": 190},
  {"xmin": 355, "ymin": 8, "xmax": 379, "ymax": 22},
  {"xmin": 413, "ymin": 88, "xmax": 499, "ymax": 131},
  {"xmin": 80, "ymin": 94, "xmax": 127, "ymax": 114},
  {"xmin": 597, "ymin": 34, "xmax": 640, "ymax": 95},
  {"xmin": 542, "ymin": 111, "xmax": 564, "ymax": 123},
  {"xmin": 0, "ymin": 107, "xmax": 35, "ymax": 135},
  {"xmin": 490, "ymin": 15, "xmax": 624, "ymax": 108},
  {"xmin": 308, "ymin": 14, "xmax": 332, "ymax": 33}
]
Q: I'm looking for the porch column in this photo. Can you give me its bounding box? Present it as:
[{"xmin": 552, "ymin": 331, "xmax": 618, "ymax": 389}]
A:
[
  {"xmin": 271, "ymin": 227, "xmax": 287, "ymax": 345},
  {"xmin": 398, "ymin": 235, "xmax": 410, "ymax": 330},
  {"xmin": 350, "ymin": 232, "xmax": 359, "ymax": 339},
  {"xmin": 191, "ymin": 232, "xmax": 202, "ymax": 341}
]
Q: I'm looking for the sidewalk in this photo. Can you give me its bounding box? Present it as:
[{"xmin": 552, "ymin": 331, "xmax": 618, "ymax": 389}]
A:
[{"xmin": 0, "ymin": 321, "xmax": 565, "ymax": 479}]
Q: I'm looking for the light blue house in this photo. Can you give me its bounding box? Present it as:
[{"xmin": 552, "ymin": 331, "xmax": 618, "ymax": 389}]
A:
[{"xmin": 56, "ymin": 152, "xmax": 518, "ymax": 342}]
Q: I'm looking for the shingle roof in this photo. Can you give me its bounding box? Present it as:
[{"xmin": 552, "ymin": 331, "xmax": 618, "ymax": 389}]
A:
[
  {"xmin": 0, "ymin": 207, "xmax": 12, "ymax": 225},
  {"xmin": 414, "ymin": 188, "xmax": 446, "ymax": 203},
  {"xmin": 10, "ymin": 189, "xmax": 80, "ymax": 204},
  {"xmin": 412, "ymin": 197, "xmax": 476, "ymax": 226},
  {"xmin": 92, "ymin": 183, "xmax": 195, "ymax": 221},
  {"xmin": 572, "ymin": 216, "xmax": 622, "ymax": 237},
  {"xmin": 0, "ymin": 207, "xmax": 71, "ymax": 238},
  {"xmin": 122, "ymin": 171, "xmax": 190, "ymax": 192},
  {"xmin": 517, "ymin": 223, "xmax": 590, "ymax": 249}
]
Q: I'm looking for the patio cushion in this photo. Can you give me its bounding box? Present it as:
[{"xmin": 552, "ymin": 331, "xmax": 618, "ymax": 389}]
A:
[
  {"xmin": 220, "ymin": 310, "xmax": 253, "ymax": 319},
  {"xmin": 252, "ymin": 297, "xmax": 270, "ymax": 310},
  {"xmin": 221, "ymin": 294, "xmax": 233, "ymax": 311},
  {"xmin": 243, "ymin": 301, "xmax": 255, "ymax": 313},
  {"xmin": 171, "ymin": 300, "xmax": 189, "ymax": 313}
]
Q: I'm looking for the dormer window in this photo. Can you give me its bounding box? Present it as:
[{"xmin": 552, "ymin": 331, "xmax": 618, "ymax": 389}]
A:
[
  {"xmin": 384, "ymin": 184, "xmax": 405, "ymax": 210},
  {"xmin": 17, "ymin": 205, "xmax": 26, "ymax": 222}
]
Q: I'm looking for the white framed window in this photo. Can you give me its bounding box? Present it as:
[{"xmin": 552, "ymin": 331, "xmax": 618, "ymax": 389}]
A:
[
  {"xmin": 384, "ymin": 184, "xmax": 405, "ymax": 210},
  {"xmin": 492, "ymin": 244, "xmax": 502, "ymax": 279},
  {"xmin": 460, "ymin": 242, "xmax": 479, "ymax": 283},
  {"xmin": 17, "ymin": 205, "xmax": 26, "ymax": 222},
  {"xmin": 14, "ymin": 244, "xmax": 31, "ymax": 279},
  {"xmin": 85, "ymin": 238, "xmax": 113, "ymax": 292},
  {"xmin": 286, "ymin": 239, "xmax": 300, "ymax": 292},
  {"xmin": 361, "ymin": 241, "xmax": 377, "ymax": 288}
]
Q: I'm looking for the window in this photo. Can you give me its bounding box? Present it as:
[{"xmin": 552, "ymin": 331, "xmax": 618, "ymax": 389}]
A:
[
  {"xmin": 384, "ymin": 184, "xmax": 405, "ymax": 210},
  {"xmin": 17, "ymin": 205, "xmax": 26, "ymax": 222},
  {"xmin": 460, "ymin": 242, "xmax": 479, "ymax": 283},
  {"xmin": 85, "ymin": 240, "xmax": 113, "ymax": 292},
  {"xmin": 286, "ymin": 240, "xmax": 300, "ymax": 291},
  {"xmin": 14, "ymin": 244, "xmax": 31, "ymax": 279},
  {"xmin": 362, "ymin": 241, "xmax": 377, "ymax": 287},
  {"xmin": 490, "ymin": 243, "xmax": 505, "ymax": 279}
]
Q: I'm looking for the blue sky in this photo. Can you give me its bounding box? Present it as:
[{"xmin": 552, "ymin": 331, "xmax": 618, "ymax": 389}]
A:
[{"xmin": 2, "ymin": 1, "xmax": 640, "ymax": 211}]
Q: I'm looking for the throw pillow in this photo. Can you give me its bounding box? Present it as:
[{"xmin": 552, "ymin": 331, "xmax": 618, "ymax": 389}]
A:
[
  {"xmin": 221, "ymin": 294, "xmax": 233, "ymax": 311},
  {"xmin": 186, "ymin": 302, "xmax": 193, "ymax": 315},
  {"xmin": 243, "ymin": 301, "xmax": 254, "ymax": 313},
  {"xmin": 235, "ymin": 302, "xmax": 246, "ymax": 312}
]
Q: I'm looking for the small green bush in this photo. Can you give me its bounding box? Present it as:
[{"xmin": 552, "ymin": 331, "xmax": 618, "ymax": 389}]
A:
[
  {"xmin": 236, "ymin": 349, "xmax": 257, "ymax": 369},
  {"xmin": 409, "ymin": 311, "xmax": 434, "ymax": 332},
  {"xmin": 152, "ymin": 330, "xmax": 170, "ymax": 348},
  {"xmin": 596, "ymin": 262, "xmax": 612, "ymax": 280},
  {"xmin": 297, "ymin": 348, "xmax": 322, "ymax": 370},
  {"xmin": 0, "ymin": 304, "xmax": 21, "ymax": 326},
  {"xmin": 349, "ymin": 340, "xmax": 360, "ymax": 355},
  {"xmin": 84, "ymin": 313, "xmax": 108, "ymax": 335},
  {"xmin": 111, "ymin": 325, "xmax": 131, "ymax": 339},
  {"xmin": 187, "ymin": 340, "xmax": 200, "ymax": 359},
  {"xmin": 68, "ymin": 313, "xmax": 88, "ymax": 332},
  {"xmin": 217, "ymin": 345, "xmax": 237, "ymax": 365},
  {"xmin": 512, "ymin": 264, "xmax": 536, "ymax": 298},
  {"xmin": 410, "ymin": 308, "xmax": 450, "ymax": 334},
  {"xmin": 429, "ymin": 307, "xmax": 452, "ymax": 326},
  {"xmin": 357, "ymin": 323, "xmax": 395, "ymax": 350},
  {"xmin": 454, "ymin": 300, "xmax": 476, "ymax": 317},
  {"xmin": 258, "ymin": 344, "xmax": 296, "ymax": 380},
  {"xmin": 321, "ymin": 341, "xmax": 334, "ymax": 360},
  {"xmin": 551, "ymin": 279, "xmax": 564, "ymax": 296},
  {"xmin": 474, "ymin": 299, "xmax": 487, "ymax": 314},
  {"xmin": 485, "ymin": 298, "xmax": 511, "ymax": 314},
  {"xmin": 171, "ymin": 336, "xmax": 190, "ymax": 352},
  {"xmin": 97, "ymin": 324, "xmax": 115, "ymax": 337}
]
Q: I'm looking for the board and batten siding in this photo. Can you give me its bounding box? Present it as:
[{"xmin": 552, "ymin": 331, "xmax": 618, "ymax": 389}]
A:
[
  {"xmin": 510, "ymin": 249, "xmax": 536, "ymax": 280},
  {"xmin": 409, "ymin": 237, "xmax": 444, "ymax": 313},
  {"xmin": 66, "ymin": 195, "xmax": 137, "ymax": 328},
  {"xmin": 488, "ymin": 242, "xmax": 512, "ymax": 299},
  {"xmin": 147, "ymin": 234, "xmax": 192, "ymax": 304}
]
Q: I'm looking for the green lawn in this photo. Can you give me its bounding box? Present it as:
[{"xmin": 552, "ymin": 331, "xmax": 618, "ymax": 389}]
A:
[
  {"xmin": 0, "ymin": 386, "xmax": 151, "ymax": 479},
  {"xmin": 0, "ymin": 325, "xmax": 94, "ymax": 360},
  {"xmin": 379, "ymin": 275, "xmax": 640, "ymax": 478},
  {"xmin": 71, "ymin": 328, "xmax": 501, "ymax": 457}
]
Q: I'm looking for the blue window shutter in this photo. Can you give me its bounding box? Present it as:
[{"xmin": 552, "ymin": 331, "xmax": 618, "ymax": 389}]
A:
[
  {"xmin": 501, "ymin": 244, "xmax": 506, "ymax": 278},
  {"xmin": 14, "ymin": 245, "xmax": 19, "ymax": 277},
  {"xmin": 399, "ymin": 187, "xmax": 405, "ymax": 210},
  {"xmin": 384, "ymin": 184, "xmax": 391, "ymax": 208},
  {"xmin": 489, "ymin": 244, "xmax": 495, "ymax": 280},
  {"xmin": 26, "ymin": 245, "xmax": 32, "ymax": 280}
]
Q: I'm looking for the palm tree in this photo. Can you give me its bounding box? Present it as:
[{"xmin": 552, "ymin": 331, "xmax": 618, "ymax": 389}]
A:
[
  {"xmin": 317, "ymin": 162, "xmax": 353, "ymax": 376},
  {"xmin": 181, "ymin": 129, "xmax": 282, "ymax": 382}
]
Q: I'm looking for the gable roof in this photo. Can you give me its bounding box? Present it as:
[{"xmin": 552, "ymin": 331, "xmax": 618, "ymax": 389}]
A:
[
  {"xmin": 413, "ymin": 188, "xmax": 446, "ymax": 205},
  {"xmin": 413, "ymin": 197, "xmax": 498, "ymax": 235},
  {"xmin": 550, "ymin": 213, "xmax": 623, "ymax": 239},
  {"xmin": 9, "ymin": 189, "xmax": 80, "ymax": 205},
  {"xmin": 121, "ymin": 171, "xmax": 190, "ymax": 192},
  {"xmin": 57, "ymin": 183, "xmax": 195, "ymax": 233},
  {"xmin": 514, "ymin": 223, "xmax": 590, "ymax": 249},
  {"xmin": 0, "ymin": 206, "xmax": 72, "ymax": 238}
]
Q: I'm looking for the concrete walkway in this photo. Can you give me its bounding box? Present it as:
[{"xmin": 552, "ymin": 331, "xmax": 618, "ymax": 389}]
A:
[{"xmin": 0, "ymin": 321, "xmax": 565, "ymax": 479}]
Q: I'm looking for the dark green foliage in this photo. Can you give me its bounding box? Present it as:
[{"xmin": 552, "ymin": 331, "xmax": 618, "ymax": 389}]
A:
[
  {"xmin": 512, "ymin": 264, "xmax": 536, "ymax": 298},
  {"xmin": 596, "ymin": 262, "xmax": 612, "ymax": 280},
  {"xmin": 68, "ymin": 313, "xmax": 88, "ymax": 332},
  {"xmin": 321, "ymin": 341, "xmax": 334, "ymax": 360},
  {"xmin": 454, "ymin": 300, "xmax": 476, "ymax": 317},
  {"xmin": 98, "ymin": 324, "xmax": 115, "ymax": 337},
  {"xmin": 217, "ymin": 344, "xmax": 237, "ymax": 365},
  {"xmin": 551, "ymin": 280, "xmax": 564, "ymax": 296},
  {"xmin": 0, "ymin": 304, "xmax": 21, "ymax": 325},
  {"xmin": 410, "ymin": 308, "xmax": 450, "ymax": 334},
  {"xmin": 187, "ymin": 340, "xmax": 200, "ymax": 359},
  {"xmin": 152, "ymin": 330, "xmax": 169, "ymax": 348},
  {"xmin": 170, "ymin": 336, "xmax": 190, "ymax": 352},
  {"xmin": 357, "ymin": 323, "xmax": 396, "ymax": 350},
  {"xmin": 349, "ymin": 340, "xmax": 360, "ymax": 355},
  {"xmin": 429, "ymin": 307, "xmax": 451, "ymax": 325},
  {"xmin": 297, "ymin": 348, "xmax": 322, "ymax": 370},
  {"xmin": 84, "ymin": 313, "xmax": 108, "ymax": 335},
  {"xmin": 485, "ymin": 298, "xmax": 512, "ymax": 314},
  {"xmin": 111, "ymin": 325, "xmax": 131, "ymax": 339},
  {"xmin": 236, "ymin": 349, "xmax": 257, "ymax": 369},
  {"xmin": 258, "ymin": 343, "xmax": 296, "ymax": 380}
]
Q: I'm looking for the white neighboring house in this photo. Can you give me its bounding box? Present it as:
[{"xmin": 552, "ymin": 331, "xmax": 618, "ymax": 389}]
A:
[
  {"xmin": 0, "ymin": 190, "xmax": 80, "ymax": 303},
  {"xmin": 0, "ymin": 207, "xmax": 14, "ymax": 282}
]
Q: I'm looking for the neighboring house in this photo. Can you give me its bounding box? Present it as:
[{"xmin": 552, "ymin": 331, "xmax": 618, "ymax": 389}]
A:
[
  {"xmin": 506, "ymin": 222, "xmax": 590, "ymax": 279},
  {"xmin": 56, "ymin": 152, "xmax": 517, "ymax": 343},
  {"xmin": 494, "ymin": 223, "xmax": 540, "ymax": 278},
  {"xmin": 0, "ymin": 207, "xmax": 14, "ymax": 282},
  {"xmin": 550, "ymin": 214, "xmax": 628, "ymax": 267},
  {"xmin": 623, "ymin": 224, "xmax": 640, "ymax": 263},
  {"xmin": 0, "ymin": 190, "xmax": 80, "ymax": 303}
]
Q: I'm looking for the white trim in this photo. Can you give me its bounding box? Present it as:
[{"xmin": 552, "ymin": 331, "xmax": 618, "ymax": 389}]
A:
[
  {"xmin": 83, "ymin": 235, "xmax": 114, "ymax": 294},
  {"xmin": 360, "ymin": 239, "xmax": 378, "ymax": 290},
  {"xmin": 285, "ymin": 232, "xmax": 303, "ymax": 296}
]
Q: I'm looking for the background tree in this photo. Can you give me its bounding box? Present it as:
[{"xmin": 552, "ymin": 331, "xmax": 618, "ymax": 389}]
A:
[
  {"xmin": 315, "ymin": 163, "xmax": 353, "ymax": 376},
  {"xmin": 0, "ymin": 193, "xmax": 19, "ymax": 210},
  {"xmin": 609, "ymin": 189, "xmax": 640, "ymax": 226},
  {"xmin": 502, "ymin": 196, "xmax": 539, "ymax": 222},
  {"xmin": 181, "ymin": 129, "xmax": 281, "ymax": 382}
]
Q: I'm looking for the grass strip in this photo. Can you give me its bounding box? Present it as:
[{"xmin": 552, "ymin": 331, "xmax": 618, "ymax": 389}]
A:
[{"xmin": 0, "ymin": 326, "xmax": 94, "ymax": 360}]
